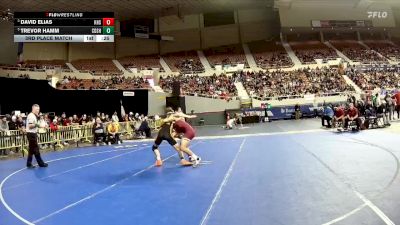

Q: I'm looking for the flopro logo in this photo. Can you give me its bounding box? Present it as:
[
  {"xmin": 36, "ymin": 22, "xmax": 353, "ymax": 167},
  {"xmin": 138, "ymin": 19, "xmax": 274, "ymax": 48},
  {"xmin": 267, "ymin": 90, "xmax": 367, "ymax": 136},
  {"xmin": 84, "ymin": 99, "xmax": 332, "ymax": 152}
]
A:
[{"xmin": 367, "ymin": 11, "xmax": 388, "ymax": 19}]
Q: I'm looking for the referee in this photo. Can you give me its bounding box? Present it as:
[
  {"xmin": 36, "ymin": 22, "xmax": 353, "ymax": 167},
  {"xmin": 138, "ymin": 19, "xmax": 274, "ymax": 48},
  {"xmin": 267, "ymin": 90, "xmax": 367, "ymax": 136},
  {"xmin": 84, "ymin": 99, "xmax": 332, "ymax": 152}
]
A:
[{"xmin": 26, "ymin": 104, "xmax": 48, "ymax": 168}]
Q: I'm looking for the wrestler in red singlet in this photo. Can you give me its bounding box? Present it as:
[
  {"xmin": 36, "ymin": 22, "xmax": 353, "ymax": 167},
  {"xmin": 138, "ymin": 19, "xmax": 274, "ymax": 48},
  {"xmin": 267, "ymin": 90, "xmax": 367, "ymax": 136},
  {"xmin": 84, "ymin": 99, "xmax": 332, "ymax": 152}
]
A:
[{"xmin": 174, "ymin": 119, "xmax": 195, "ymax": 140}]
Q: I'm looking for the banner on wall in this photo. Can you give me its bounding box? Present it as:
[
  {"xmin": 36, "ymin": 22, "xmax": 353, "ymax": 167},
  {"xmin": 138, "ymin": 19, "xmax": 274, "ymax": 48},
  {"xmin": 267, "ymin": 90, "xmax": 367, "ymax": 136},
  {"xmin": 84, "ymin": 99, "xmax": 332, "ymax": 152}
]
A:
[{"xmin": 243, "ymin": 104, "xmax": 329, "ymax": 120}]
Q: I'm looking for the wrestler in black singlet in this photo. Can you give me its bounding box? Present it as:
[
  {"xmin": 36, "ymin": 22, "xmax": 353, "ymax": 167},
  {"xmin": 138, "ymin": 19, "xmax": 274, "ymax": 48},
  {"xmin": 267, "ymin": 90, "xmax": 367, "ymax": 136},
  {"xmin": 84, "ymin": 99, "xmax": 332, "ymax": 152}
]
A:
[{"xmin": 154, "ymin": 120, "xmax": 177, "ymax": 146}]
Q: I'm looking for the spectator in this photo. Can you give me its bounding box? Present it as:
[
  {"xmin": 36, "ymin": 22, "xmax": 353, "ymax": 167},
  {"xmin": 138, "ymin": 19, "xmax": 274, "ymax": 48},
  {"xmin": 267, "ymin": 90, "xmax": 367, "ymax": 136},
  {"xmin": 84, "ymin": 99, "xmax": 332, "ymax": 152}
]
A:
[
  {"xmin": 112, "ymin": 112, "xmax": 119, "ymax": 122},
  {"xmin": 107, "ymin": 118, "xmax": 121, "ymax": 145},
  {"xmin": 294, "ymin": 104, "xmax": 301, "ymax": 120},
  {"xmin": 93, "ymin": 117, "xmax": 106, "ymax": 146},
  {"xmin": 16, "ymin": 116, "xmax": 25, "ymax": 131},
  {"xmin": 0, "ymin": 116, "xmax": 9, "ymax": 133},
  {"xmin": 72, "ymin": 115, "xmax": 80, "ymax": 124},
  {"xmin": 137, "ymin": 116, "xmax": 151, "ymax": 138},
  {"xmin": 393, "ymin": 92, "xmax": 400, "ymax": 119},
  {"xmin": 8, "ymin": 116, "xmax": 17, "ymax": 130},
  {"xmin": 333, "ymin": 106, "xmax": 345, "ymax": 128},
  {"xmin": 100, "ymin": 113, "xmax": 106, "ymax": 122},
  {"xmin": 60, "ymin": 112, "xmax": 69, "ymax": 126},
  {"xmin": 385, "ymin": 93, "xmax": 394, "ymax": 121},
  {"xmin": 322, "ymin": 105, "xmax": 334, "ymax": 128},
  {"xmin": 50, "ymin": 119, "xmax": 59, "ymax": 132},
  {"xmin": 344, "ymin": 103, "xmax": 362, "ymax": 130},
  {"xmin": 105, "ymin": 114, "xmax": 110, "ymax": 122},
  {"xmin": 376, "ymin": 101, "xmax": 390, "ymax": 126},
  {"xmin": 79, "ymin": 114, "xmax": 89, "ymax": 125}
]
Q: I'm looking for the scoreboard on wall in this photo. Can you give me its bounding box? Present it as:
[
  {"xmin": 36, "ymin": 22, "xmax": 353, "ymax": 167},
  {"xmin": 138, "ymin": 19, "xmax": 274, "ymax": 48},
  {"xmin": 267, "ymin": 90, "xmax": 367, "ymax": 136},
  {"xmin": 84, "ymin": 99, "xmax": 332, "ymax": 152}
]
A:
[{"xmin": 14, "ymin": 12, "xmax": 115, "ymax": 42}]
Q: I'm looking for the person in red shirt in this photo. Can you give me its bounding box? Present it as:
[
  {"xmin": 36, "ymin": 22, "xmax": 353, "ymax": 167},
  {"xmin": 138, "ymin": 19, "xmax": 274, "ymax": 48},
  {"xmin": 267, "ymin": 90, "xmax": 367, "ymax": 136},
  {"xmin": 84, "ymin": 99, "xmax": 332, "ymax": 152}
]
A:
[
  {"xmin": 392, "ymin": 92, "xmax": 400, "ymax": 119},
  {"xmin": 50, "ymin": 119, "xmax": 59, "ymax": 132},
  {"xmin": 333, "ymin": 106, "xmax": 345, "ymax": 128},
  {"xmin": 345, "ymin": 103, "xmax": 361, "ymax": 130}
]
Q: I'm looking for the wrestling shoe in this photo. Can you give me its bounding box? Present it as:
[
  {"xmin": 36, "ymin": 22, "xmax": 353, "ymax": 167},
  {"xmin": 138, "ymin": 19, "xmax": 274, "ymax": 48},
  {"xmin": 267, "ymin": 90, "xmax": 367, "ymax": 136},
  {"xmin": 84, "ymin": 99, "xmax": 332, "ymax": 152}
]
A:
[
  {"xmin": 155, "ymin": 160, "xmax": 163, "ymax": 167},
  {"xmin": 180, "ymin": 159, "xmax": 192, "ymax": 166},
  {"xmin": 190, "ymin": 156, "xmax": 202, "ymax": 167},
  {"xmin": 39, "ymin": 163, "xmax": 48, "ymax": 168}
]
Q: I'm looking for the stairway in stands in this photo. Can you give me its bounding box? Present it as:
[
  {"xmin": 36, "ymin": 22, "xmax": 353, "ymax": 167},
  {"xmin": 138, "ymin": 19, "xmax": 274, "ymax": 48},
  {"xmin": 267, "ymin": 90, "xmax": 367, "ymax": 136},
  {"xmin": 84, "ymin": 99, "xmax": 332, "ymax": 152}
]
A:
[
  {"xmin": 112, "ymin": 60, "xmax": 129, "ymax": 74},
  {"xmin": 197, "ymin": 50, "xmax": 213, "ymax": 73},
  {"xmin": 242, "ymin": 43, "xmax": 258, "ymax": 69},
  {"xmin": 324, "ymin": 42, "xmax": 353, "ymax": 63},
  {"xmin": 66, "ymin": 63, "xmax": 79, "ymax": 72},
  {"xmin": 159, "ymin": 57, "xmax": 173, "ymax": 74},
  {"xmin": 342, "ymin": 75, "xmax": 362, "ymax": 93},
  {"xmin": 234, "ymin": 81, "xmax": 251, "ymax": 104},
  {"xmin": 281, "ymin": 41, "xmax": 302, "ymax": 66}
]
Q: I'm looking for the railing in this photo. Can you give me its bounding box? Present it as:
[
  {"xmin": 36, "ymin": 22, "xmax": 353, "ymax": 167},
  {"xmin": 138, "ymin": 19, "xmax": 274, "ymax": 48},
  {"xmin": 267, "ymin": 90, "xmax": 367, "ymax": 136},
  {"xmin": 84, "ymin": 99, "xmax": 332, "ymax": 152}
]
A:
[
  {"xmin": 183, "ymin": 92, "xmax": 240, "ymax": 101},
  {"xmin": 253, "ymin": 91, "xmax": 353, "ymax": 101},
  {"xmin": 0, "ymin": 66, "xmax": 72, "ymax": 73},
  {"xmin": 0, "ymin": 120, "xmax": 163, "ymax": 157}
]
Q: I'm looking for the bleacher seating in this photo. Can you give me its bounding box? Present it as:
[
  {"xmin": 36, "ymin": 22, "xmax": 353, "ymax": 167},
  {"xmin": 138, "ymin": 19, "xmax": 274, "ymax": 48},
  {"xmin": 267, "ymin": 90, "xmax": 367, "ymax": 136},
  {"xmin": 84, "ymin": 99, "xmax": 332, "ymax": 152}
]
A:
[
  {"xmin": 163, "ymin": 51, "xmax": 204, "ymax": 73},
  {"xmin": 71, "ymin": 59, "xmax": 122, "ymax": 75},
  {"xmin": 118, "ymin": 55, "xmax": 162, "ymax": 72},
  {"xmin": 330, "ymin": 41, "xmax": 387, "ymax": 63},
  {"xmin": 248, "ymin": 40, "xmax": 293, "ymax": 69},
  {"xmin": 57, "ymin": 76, "xmax": 150, "ymax": 90},
  {"xmin": 347, "ymin": 67, "xmax": 400, "ymax": 90},
  {"xmin": 290, "ymin": 41, "xmax": 338, "ymax": 64},
  {"xmin": 159, "ymin": 74, "xmax": 237, "ymax": 99},
  {"xmin": 203, "ymin": 44, "xmax": 248, "ymax": 68},
  {"xmin": 25, "ymin": 60, "xmax": 69, "ymax": 70},
  {"xmin": 241, "ymin": 68, "xmax": 354, "ymax": 100},
  {"xmin": 364, "ymin": 41, "xmax": 400, "ymax": 61}
]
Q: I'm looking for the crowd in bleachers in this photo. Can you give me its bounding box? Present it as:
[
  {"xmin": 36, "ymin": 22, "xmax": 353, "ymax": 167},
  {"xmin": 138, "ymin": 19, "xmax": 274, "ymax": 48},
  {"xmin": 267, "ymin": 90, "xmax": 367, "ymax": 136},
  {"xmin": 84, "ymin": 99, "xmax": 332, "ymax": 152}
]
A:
[
  {"xmin": 56, "ymin": 76, "xmax": 151, "ymax": 90},
  {"xmin": 163, "ymin": 51, "xmax": 204, "ymax": 73},
  {"xmin": 118, "ymin": 55, "xmax": 162, "ymax": 72},
  {"xmin": 365, "ymin": 41, "xmax": 400, "ymax": 61},
  {"xmin": 346, "ymin": 65, "xmax": 400, "ymax": 90},
  {"xmin": 204, "ymin": 44, "xmax": 248, "ymax": 68},
  {"xmin": 71, "ymin": 59, "xmax": 122, "ymax": 75},
  {"xmin": 240, "ymin": 67, "xmax": 354, "ymax": 100},
  {"xmin": 24, "ymin": 60, "xmax": 69, "ymax": 70},
  {"xmin": 159, "ymin": 74, "xmax": 237, "ymax": 99},
  {"xmin": 291, "ymin": 42, "xmax": 338, "ymax": 64},
  {"xmin": 330, "ymin": 41, "xmax": 387, "ymax": 63},
  {"xmin": 248, "ymin": 40, "xmax": 293, "ymax": 69}
]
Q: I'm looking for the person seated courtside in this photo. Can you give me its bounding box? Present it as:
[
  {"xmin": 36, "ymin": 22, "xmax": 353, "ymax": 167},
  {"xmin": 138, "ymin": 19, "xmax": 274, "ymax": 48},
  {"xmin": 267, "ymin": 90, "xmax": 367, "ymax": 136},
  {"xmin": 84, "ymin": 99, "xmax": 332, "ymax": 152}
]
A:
[
  {"xmin": 93, "ymin": 117, "xmax": 107, "ymax": 146},
  {"xmin": 376, "ymin": 101, "xmax": 390, "ymax": 127},
  {"xmin": 344, "ymin": 103, "xmax": 362, "ymax": 130},
  {"xmin": 333, "ymin": 105, "xmax": 345, "ymax": 128},
  {"xmin": 137, "ymin": 116, "xmax": 151, "ymax": 138},
  {"xmin": 321, "ymin": 105, "xmax": 334, "ymax": 128},
  {"xmin": 107, "ymin": 118, "xmax": 121, "ymax": 145}
]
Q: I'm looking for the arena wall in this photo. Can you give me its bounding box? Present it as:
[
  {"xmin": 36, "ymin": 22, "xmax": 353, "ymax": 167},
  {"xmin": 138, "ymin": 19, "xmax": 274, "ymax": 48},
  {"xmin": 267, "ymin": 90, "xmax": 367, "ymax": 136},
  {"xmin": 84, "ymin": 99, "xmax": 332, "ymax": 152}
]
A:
[
  {"xmin": 24, "ymin": 43, "xmax": 68, "ymax": 61},
  {"xmin": 391, "ymin": 7, "xmax": 400, "ymax": 38},
  {"xmin": 202, "ymin": 24, "xmax": 240, "ymax": 48},
  {"xmin": 160, "ymin": 29, "xmax": 201, "ymax": 54},
  {"xmin": 0, "ymin": 21, "xmax": 18, "ymax": 65},
  {"xmin": 159, "ymin": 14, "xmax": 200, "ymax": 32},
  {"xmin": 116, "ymin": 37, "xmax": 159, "ymax": 58},
  {"xmin": 148, "ymin": 92, "xmax": 169, "ymax": 116},
  {"xmin": 279, "ymin": 5, "xmax": 396, "ymax": 28},
  {"xmin": 238, "ymin": 9, "xmax": 280, "ymax": 43},
  {"xmin": 69, "ymin": 43, "xmax": 115, "ymax": 61},
  {"xmin": 184, "ymin": 96, "xmax": 241, "ymax": 113}
]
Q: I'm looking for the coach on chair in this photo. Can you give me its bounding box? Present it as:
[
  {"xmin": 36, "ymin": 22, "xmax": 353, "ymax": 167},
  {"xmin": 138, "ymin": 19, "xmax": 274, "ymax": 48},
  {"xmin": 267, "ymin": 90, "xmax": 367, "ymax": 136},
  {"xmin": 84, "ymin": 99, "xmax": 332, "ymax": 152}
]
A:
[{"xmin": 26, "ymin": 104, "xmax": 48, "ymax": 168}]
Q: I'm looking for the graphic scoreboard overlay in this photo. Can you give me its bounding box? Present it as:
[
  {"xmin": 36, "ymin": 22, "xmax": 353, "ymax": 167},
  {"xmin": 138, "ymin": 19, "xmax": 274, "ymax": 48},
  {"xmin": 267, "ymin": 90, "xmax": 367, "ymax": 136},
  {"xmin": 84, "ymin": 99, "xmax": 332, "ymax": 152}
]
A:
[{"xmin": 14, "ymin": 12, "xmax": 115, "ymax": 42}]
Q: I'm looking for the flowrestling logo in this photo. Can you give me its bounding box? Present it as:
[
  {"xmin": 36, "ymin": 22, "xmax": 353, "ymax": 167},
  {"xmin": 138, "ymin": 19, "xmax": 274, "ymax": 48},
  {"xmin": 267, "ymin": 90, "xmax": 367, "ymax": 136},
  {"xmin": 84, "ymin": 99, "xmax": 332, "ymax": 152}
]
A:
[{"xmin": 367, "ymin": 11, "xmax": 388, "ymax": 19}]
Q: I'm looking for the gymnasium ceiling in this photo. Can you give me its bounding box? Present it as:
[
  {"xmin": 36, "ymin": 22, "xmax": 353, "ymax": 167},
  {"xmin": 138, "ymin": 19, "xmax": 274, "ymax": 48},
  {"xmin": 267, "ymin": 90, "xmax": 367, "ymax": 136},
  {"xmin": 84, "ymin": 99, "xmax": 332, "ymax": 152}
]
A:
[
  {"xmin": 1, "ymin": 0, "xmax": 398, "ymax": 20},
  {"xmin": 275, "ymin": 0, "xmax": 400, "ymax": 9},
  {"xmin": 0, "ymin": 0, "xmax": 275, "ymax": 20}
]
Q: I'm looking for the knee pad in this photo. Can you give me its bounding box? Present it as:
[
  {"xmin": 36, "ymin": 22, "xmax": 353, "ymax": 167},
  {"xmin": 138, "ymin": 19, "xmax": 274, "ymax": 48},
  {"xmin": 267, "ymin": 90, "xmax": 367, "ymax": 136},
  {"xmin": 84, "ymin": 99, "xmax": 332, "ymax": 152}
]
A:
[{"xmin": 152, "ymin": 144, "xmax": 158, "ymax": 151}]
